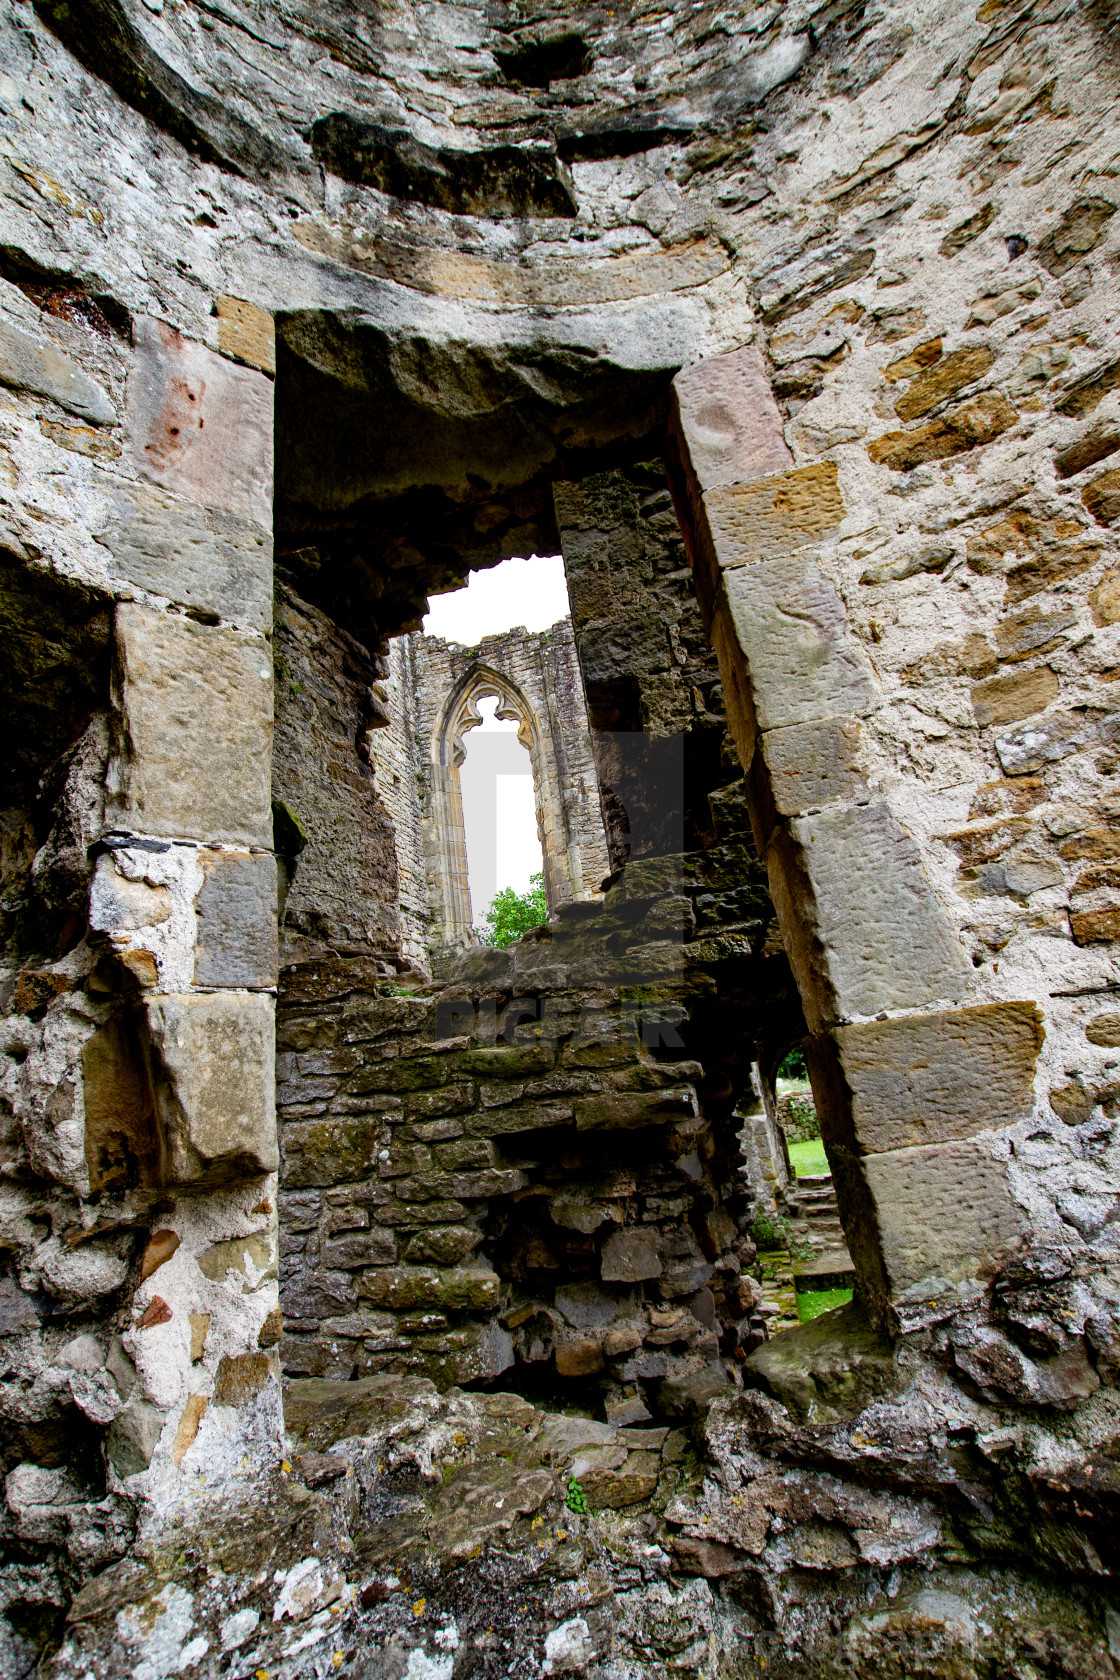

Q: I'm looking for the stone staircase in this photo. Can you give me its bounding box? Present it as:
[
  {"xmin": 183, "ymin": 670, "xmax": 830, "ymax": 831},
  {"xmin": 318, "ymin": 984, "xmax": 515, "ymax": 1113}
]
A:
[{"xmin": 785, "ymin": 1172, "xmax": 857, "ymax": 1294}]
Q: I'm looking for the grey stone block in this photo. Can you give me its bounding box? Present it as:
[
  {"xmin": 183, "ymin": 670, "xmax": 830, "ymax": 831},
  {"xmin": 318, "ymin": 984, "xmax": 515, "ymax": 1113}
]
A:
[
  {"xmin": 719, "ymin": 554, "xmax": 879, "ymax": 737},
  {"xmin": 109, "ymin": 603, "xmax": 273, "ymax": 847},
  {"xmin": 812, "ymin": 1001, "xmax": 1043, "ymax": 1154},
  {"xmin": 759, "ymin": 717, "xmax": 868, "ymax": 816},
  {"xmin": 601, "ymin": 1229, "xmax": 662, "ymax": 1282},
  {"xmin": 126, "ymin": 316, "xmax": 272, "ymax": 527},
  {"xmin": 861, "ymin": 1137, "xmax": 1024, "ymax": 1297},
  {"xmin": 106, "ymin": 1400, "xmax": 166, "ymax": 1477},
  {"xmin": 95, "ymin": 479, "xmax": 272, "ymax": 631},
  {"xmin": 145, "ymin": 992, "xmax": 278, "ymax": 1184},
  {"xmin": 0, "ymin": 315, "xmax": 115, "ymax": 425},
  {"xmin": 194, "ymin": 849, "xmax": 278, "ymax": 988},
  {"xmin": 771, "ymin": 803, "xmax": 971, "ymax": 1028}
]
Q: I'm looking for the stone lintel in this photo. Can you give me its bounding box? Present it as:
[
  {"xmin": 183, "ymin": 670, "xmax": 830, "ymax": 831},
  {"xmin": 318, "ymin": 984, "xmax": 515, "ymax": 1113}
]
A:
[
  {"xmin": 806, "ymin": 1001, "xmax": 1043, "ymax": 1155},
  {"xmin": 766, "ymin": 803, "xmax": 972, "ymax": 1030}
]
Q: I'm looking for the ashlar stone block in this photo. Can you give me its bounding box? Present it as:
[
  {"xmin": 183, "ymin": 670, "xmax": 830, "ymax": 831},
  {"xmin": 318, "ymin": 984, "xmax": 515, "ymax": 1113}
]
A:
[
  {"xmin": 145, "ymin": 992, "xmax": 278, "ymax": 1184},
  {"xmin": 712, "ymin": 555, "xmax": 878, "ymax": 768},
  {"xmin": 601, "ymin": 1229, "xmax": 662, "ymax": 1282},
  {"xmin": 126, "ymin": 316, "xmax": 273, "ymax": 528},
  {"xmin": 758, "ymin": 717, "xmax": 868, "ymax": 818},
  {"xmin": 861, "ymin": 1138, "xmax": 1024, "ymax": 1297},
  {"xmin": 95, "ymin": 479, "xmax": 272, "ymax": 631},
  {"xmin": 702, "ymin": 462, "xmax": 846, "ymax": 573},
  {"xmin": 769, "ymin": 803, "xmax": 972, "ymax": 1029},
  {"xmin": 109, "ymin": 604, "xmax": 272, "ymax": 847},
  {"xmin": 214, "ymin": 296, "xmax": 276, "ymax": 376},
  {"xmin": 669, "ymin": 345, "xmax": 793, "ymax": 537},
  {"xmin": 193, "ymin": 849, "xmax": 278, "ymax": 989},
  {"xmin": 811, "ymin": 1001, "xmax": 1043, "ymax": 1155}
]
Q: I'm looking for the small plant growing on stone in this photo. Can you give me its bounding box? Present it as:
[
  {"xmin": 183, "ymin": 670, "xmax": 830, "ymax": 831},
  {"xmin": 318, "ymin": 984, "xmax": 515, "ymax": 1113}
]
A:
[
  {"xmin": 749, "ymin": 1210, "xmax": 790, "ymax": 1250},
  {"xmin": 565, "ymin": 1476, "xmax": 590, "ymax": 1516}
]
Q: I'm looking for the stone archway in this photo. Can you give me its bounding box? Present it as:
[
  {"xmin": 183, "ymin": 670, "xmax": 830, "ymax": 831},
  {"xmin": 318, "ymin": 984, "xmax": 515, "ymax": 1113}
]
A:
[{"xmin": 426, "ymin": 662, "xmax": 588, "ymax": 951}]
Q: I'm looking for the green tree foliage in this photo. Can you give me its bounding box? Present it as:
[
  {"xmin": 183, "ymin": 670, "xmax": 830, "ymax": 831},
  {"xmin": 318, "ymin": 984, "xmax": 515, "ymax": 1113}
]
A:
[
  {"xmin": 477, "ymin": 872, "xmax": 548, "ymax": 948},
  {"xmin": 777, "ymin": 1045, "xmax": 807, "ymax": 1080}
]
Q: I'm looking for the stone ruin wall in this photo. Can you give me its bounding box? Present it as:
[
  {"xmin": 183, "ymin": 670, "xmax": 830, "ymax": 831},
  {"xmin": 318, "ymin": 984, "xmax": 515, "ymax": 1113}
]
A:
[
  {"xmin": 369, "ymin": 618, "xmax": 612, "ymax": 965},
  {"xmin": 0, "ymin": 0, "xmax": 1117, "ymax": 1674}
]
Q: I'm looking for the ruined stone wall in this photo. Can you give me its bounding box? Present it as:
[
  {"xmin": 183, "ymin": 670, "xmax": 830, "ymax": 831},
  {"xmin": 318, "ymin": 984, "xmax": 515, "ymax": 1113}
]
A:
[
  {"xmin": 0, "ymin": 279, "xmax": 282, "ymax": 1646},
  {"xmin": 277, "ymin": 852, "xmax": 784, "ymax": 1416},
  {"xmin": 3, "ymin": 0, "xmax": 1120, "ymax": 1672},
  {"xmin": 369, "ymin": 619, "xmax": 611, "ymax": 965},
  {"xmin": 273, "ymin": 576, "xmax": 402, "ymax": 965}
]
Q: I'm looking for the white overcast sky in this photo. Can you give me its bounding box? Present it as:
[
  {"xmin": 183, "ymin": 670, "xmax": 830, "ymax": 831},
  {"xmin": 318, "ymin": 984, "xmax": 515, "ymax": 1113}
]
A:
[
  {"xmin": 422, "ymin": 553, "xmax": 570, "ymax": 641},
  {"xmin": 424, "ymin": 555, "xmax": 566, "ymax": 920}
]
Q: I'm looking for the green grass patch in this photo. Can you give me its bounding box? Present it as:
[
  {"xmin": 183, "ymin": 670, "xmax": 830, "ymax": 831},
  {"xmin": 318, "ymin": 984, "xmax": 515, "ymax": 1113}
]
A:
[
  {"xmin": 796, "ymin": 1287, "xmax": 853, "ymax": 1323},
  {"xmin": 788, "ymin": 1138, "xmax": 828, "ymax": 1177}
]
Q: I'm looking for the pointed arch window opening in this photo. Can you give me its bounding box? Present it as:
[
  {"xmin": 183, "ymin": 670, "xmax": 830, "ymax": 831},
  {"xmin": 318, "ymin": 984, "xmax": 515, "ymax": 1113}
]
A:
[
  {"xmin": 428, "ymin": 663, "xmax": 576, "ymax": 952},
  {"xmin": 458, "ymin": 692, "xmax": 544, "ymax": 933}
]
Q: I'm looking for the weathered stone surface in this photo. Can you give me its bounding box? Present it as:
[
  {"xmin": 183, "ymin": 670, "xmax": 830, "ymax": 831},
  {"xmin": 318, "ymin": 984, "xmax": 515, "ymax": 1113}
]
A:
[
  {"xmin": 1083, "ymin": 466, "xmax": 1120, "ymax": 527},
  {"xmin": 106, "ymin": 1401, "xmax": 165, "ymax": 1478},
  {"xmin": 358, "ymin": 1266, "xmax": 500, "ymax": 1311},
  {"xmin": 893, "ymin": 346, "xmax": 995, "ymax": 422},
  {"xmin": 555, "ymin": 1336, "xmax": 605, "ymax": 1376},
  {"xmin": 758, "ymin": 717, "xmax": 867, "ymax": 816},
  {"xmin": 0, "ymin": 314, "xmax": 115, "ymax": 424},
  {"xmin": 212, "ymin": 1351, "xmax": 275, "ymax": 1407},
  {"xmin": 280, "ymin": 1119, "xmax": 380, "ymax": 1188},
  {"xmin": 145, "ymin": 993, "xmax": 277, "ymax": 1183},
  {"xmin": 193, "ymin": 849, "xmax": 278, "ymax": 989},
  {"xmin": 743, "ymin": 1299, "xmax": 903, "ymax": 1422},
  {"xmin": 995, "ymin": 604, "xmax": 1075, "ymax": 663},
  {"xmin": 867, "ymin": 394, "xmax": 1017, "ymax": 470},
  {"xmin": 717, "ymin": 554, "xmax": 878, "ymax": 749},
  {"xmin": 126, "ymin": 316, "xmax": 273, "ymax": 527},
  {"xmin": 813, "ymin": 1002, "xmax": 1043, "ymax": 1154},
  {"xmin": 601, "ymin": 1229, "xmax": 662, "ymax": 1282},
  {"xmin": 668, "ymin": 345, "xmax": 793, "ymax": 524},
  {"xmin": 700, "ymin": 462, "xmax": 845, "ymax": 585},
  {"xmin": 772, "ymin": 804, "xmax": 971, "ymax": 1028},
  {"xmin": 215, "ymin": 296, "xmax": 276, "ymax": 375},
  {"xmin": 94, "ymin": 480, "xmax": 272, "ymax": 631},
  {"xmin": 971, "ymin": 666, "xmax": 1059, "ymax": 728},
  {"xmin": 197, "ymin": 1234, "xmax": 273, "ymax": 1282},
  {"xmin": 861, "ymin": 1139, "xmax": 1024, "ymax": 1295},
  {"xmin": 995, "ymin": 710, "xmax": 1085, "ymax": 776},
  {"xmin": 109, "ymin": 604, "xmax": 272, "ymax": 846}
]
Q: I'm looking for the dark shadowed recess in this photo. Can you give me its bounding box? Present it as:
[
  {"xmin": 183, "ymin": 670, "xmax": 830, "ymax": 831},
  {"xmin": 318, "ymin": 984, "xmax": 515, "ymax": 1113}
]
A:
[
  {"xmin": 0, "ymin": 556, "xmax": 111, "ymax": 962},
  {"xmin": 311, "ymin": 115, "xmax": 577, "ymax": 218},
  {"xmin": 0, "ymin": 558, "xmax": 110, "ymax": 811},
  {"xmin": 273, "ymin": 310, "xmax": 675, "ymax": 650},
  {"xmin": 493, "ymin": 31, "xmax": 591, "ymax": 88}
]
